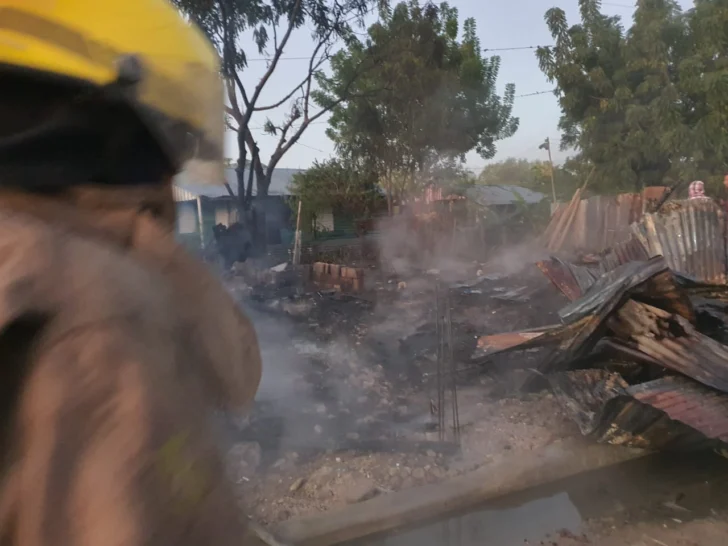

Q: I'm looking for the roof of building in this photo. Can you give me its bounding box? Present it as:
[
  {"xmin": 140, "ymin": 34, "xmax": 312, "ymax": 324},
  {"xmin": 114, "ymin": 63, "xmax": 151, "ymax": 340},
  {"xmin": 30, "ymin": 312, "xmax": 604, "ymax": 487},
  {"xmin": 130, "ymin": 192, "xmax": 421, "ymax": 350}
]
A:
[
  {"xmin": 173, "ymin": 165, "xmax": 301, "ymax": 202},
  {"xmin": 465, "ymin": 184, "xmax": 546, "ymax": 206}
]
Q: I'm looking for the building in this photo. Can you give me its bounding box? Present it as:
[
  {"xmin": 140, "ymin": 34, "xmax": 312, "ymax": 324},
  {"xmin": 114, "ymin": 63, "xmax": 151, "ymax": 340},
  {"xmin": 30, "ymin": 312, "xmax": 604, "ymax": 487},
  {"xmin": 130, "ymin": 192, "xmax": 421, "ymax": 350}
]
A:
[
  {"xmin": 464, "ymin": 185, "xmax": 546, "ymax": 207},
  {"xmin": 172, "ymin": 165, "xmax": 301, "ymax": 249}
]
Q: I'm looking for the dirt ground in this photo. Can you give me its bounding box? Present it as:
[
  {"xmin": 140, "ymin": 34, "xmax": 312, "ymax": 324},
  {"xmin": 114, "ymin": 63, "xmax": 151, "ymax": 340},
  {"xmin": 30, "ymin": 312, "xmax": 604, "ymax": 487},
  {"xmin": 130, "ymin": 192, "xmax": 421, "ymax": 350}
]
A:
[
  {"xmin": 572, "ymin": 516, "xmax": 728, "ymax": 546},
  {"xmin": 241, "ymin": 390, "xmax": 577, "ymax": 524}
]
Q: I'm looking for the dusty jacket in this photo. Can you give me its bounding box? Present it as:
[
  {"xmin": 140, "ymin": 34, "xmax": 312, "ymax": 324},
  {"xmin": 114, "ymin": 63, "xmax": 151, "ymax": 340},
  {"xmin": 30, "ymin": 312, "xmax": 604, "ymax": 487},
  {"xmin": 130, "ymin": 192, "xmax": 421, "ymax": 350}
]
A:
[{"xmin": 0, "ymin": 186, "xmax": 262, "ymax": 546}]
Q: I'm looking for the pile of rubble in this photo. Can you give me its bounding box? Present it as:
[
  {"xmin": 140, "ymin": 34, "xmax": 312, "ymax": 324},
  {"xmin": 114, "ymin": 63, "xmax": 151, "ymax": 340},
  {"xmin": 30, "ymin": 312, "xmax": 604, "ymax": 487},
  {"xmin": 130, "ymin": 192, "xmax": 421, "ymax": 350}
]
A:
[{"xmin": 478, "ymin": 198, "xmax": 728, "ymax": 454}]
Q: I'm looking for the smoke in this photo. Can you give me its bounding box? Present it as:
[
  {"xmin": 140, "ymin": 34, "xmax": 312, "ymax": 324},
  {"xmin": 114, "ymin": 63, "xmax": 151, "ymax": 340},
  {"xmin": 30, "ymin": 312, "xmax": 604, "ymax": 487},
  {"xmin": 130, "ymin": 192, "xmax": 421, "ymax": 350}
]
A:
[
  {"xmin": 375, "ymin": 212, "xmax": 481, "ymax": 283},
  {"xmin": 220, "ymin": 186, "xmax": 550, "ymax": 467},
  {"xmin": 480, "ymin": 242, "xmax": 551, "ymax": 276},
  {"xmin": 231, "ymin": 301, "xmax": 397, "ymax": 462}
]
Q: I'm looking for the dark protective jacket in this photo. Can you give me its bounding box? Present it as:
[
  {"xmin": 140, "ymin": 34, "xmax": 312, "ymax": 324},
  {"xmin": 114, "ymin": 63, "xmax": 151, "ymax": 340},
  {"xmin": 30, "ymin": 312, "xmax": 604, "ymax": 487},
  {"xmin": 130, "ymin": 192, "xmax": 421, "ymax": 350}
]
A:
[{"xmin": 0, "ymin": 185, "xmax": 262, "ymax": 546}]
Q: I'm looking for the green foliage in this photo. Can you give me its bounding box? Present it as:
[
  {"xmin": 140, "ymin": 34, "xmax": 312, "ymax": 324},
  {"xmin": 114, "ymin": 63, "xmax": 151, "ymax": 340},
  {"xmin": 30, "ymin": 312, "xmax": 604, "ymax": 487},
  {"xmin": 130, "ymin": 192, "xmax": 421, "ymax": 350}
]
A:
[
  {"xmin": 423, "ymin": 158, "xmax": 476, "ymax": 195},
  {"xmin": 317, "ymin": 1, "xmax": 518, "ymax": 202},
  {"xmin": 289, "ymin": 159, "xmax": 385, "ymax": 221},
  {"xmin": 537, "ymin": 0, "xmax": 728, "ymax": 192},
  {"xmin": 171, "ymin": 0, "xmax": 385, "ymax": 70},
  {"xmin": 477, "ymin": 158, "xmax": 581, "ymax": 200}
]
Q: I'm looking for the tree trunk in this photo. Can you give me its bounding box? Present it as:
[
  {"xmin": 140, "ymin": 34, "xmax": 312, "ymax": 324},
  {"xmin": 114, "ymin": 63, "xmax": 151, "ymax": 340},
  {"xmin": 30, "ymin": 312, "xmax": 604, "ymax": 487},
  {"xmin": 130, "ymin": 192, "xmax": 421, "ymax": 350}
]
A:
[
  {"xmin": 257, "ymin": 172, "xmax": 271, "ymax": 198},
  {"xmin": 386, "ymin": 174, "xmax": 393, "ymax": 216},
  {"xmin": 236, "ymin": 129, "xmax": 248, "ymax": 213},
  {"xmin": 245, "ymin": 156, "xmax": 256, "ymax": 210}
]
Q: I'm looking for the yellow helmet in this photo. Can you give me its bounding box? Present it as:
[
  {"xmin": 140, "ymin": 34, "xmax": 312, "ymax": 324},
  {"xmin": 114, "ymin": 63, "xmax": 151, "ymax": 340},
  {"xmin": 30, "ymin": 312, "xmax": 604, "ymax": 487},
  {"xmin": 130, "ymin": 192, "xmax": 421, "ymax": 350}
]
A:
[{"xmin": 0, "ymin": 0, "xmax": 224, "ymax": 184}]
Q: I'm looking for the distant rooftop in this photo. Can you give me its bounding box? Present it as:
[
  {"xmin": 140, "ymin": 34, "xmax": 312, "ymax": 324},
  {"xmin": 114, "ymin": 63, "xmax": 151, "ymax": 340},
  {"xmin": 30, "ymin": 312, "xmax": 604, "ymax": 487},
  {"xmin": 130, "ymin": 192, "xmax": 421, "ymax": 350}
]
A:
[
  {"xmin": 173, "ymin": 165, "xmax": 301, "ymax": 201},
  {"xmin": 466, "ymin": 184, "xmax": 546, "ymax": 206}
]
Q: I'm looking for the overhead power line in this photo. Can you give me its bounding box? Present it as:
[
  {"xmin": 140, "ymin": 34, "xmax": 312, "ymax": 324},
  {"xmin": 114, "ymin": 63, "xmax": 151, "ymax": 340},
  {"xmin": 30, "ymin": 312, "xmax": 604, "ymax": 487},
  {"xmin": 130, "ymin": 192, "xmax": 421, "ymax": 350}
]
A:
[
  {"xmin": 246, "ymin": 88, "xmax": 555, "ymax": 131},
  {"xmin": 244, "ymin": 46, "xmax": 553, "ymax": 61},
  {"xmin": 238, "ymin": 1, "xmax": 636, "ymax": 62},
  {"xmin": 484, "ymin": 45, "xmax": 546, "ymax": 52},
  {"xmin": 515, "ymin": 89, "xmax": 555, "ymax": 98}
]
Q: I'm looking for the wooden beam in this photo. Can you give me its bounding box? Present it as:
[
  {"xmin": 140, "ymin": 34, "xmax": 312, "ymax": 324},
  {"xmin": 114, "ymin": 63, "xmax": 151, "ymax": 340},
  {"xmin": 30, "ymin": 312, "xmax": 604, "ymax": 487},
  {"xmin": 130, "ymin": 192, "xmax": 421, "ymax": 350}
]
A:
[
  {"xmin": 196, "ymin": 196, "xmax": 205, "ymax": 249},
  {"xmin": 273, "ymin": 440, "xmax": 646, "ymax": 546},
  {"xmin": 292, "ymin": 200, "xmax": 303, "ymax": 265}
]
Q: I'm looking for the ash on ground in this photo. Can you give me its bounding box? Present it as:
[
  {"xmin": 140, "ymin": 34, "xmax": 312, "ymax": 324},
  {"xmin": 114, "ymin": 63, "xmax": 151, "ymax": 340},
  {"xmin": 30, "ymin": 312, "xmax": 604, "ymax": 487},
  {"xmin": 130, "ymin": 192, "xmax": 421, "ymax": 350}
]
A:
[{"xmin": 220, "ymin": 258, "xmax": 577, "ymax": 524}]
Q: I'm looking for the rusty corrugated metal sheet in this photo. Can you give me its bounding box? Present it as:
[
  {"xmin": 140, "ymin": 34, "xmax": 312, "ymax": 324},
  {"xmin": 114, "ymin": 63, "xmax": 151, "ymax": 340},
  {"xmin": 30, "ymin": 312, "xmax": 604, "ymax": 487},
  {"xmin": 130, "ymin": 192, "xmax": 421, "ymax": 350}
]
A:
[
  {"xmin": 476, "ymin": 329, "xmax": 552, "ymax": 353},
  {"xmin": 537, "ymin": 258, "xmax": 597, "ymax": 301},
  {"xmin": 542, "ymin": 188, "xmax": 665, "ymax": 253},
  {"xmin": 633, "ymin": 198, "xmax": 727, "ymax": 284},
  {"xmin": 550, "ymin": 370, "xmax": 728, "ymax": 451},
  {"xmin": 596, "ymin": 236, "xmax": 650, "ymax": 274},
  {"xmin": 572, "ymin": 194, "xmax": 642, "ymax": 252},
  {"xmin": 537, "ymin": 237, "xmax": 651, "ymax": 301},
  {"xmin": 522, "ymin": 258, "xmax": 694, "ymax": 385},
  {"xmin": 557, "ymin": 257, "xmax": 689, "ymax": 323},
  {"xmin": 478, "ymin": 258, "xmax": 686, "ymax": 373},
  {"xmin": 630, "ymin": 377, "xmax": 728, "ymax": 443},
  {"xmin": 610, "ymin": 300, "xmax": 728, "ymax": 393},
  {"xmin": 642, "ymin": 186, "xmax": 670, "ymax": 213},
  {"xmin": 470, "ymin": 319, "xmax": 589, "ymax": 364},
  {"xmin": 530, "ymin": 259, "xmax": 680, "ymax": 378}
]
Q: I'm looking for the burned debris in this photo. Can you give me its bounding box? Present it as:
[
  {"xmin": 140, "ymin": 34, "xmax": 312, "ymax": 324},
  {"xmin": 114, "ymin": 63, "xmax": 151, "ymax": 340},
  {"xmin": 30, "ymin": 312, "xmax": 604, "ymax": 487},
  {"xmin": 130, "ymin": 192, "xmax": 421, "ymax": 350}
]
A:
[
  {"xmin": 481, "ymin": 198, "xmax": 728, "ymax": 454},
  {"xmin": 217, "ymin": 189, "xmax": 728, "ymax": 527}
]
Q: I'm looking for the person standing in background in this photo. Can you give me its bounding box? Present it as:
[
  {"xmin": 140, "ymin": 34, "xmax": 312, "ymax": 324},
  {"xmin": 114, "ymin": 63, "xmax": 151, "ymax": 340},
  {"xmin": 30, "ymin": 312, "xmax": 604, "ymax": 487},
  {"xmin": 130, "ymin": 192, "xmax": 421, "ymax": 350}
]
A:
[{"xmin": 689, "ymin": 180, "xmax": 709, "ymax": 199}]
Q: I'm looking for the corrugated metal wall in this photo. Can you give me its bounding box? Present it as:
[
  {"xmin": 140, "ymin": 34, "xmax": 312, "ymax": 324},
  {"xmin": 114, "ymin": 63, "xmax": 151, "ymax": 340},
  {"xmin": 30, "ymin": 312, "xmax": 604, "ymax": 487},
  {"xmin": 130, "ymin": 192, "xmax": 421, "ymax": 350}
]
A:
[
  {"xmin": 544, "ymin": 187, "xmax": 669, "ymax": 253},
  {"xmin": 633, "ymin": 199, "xmax": 727, "ymax": 284}
]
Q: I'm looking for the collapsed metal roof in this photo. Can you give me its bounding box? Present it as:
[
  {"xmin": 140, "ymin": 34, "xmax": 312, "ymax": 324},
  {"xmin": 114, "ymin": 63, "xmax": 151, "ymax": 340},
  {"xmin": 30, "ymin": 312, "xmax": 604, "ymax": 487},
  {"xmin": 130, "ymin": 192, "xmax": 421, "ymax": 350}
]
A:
[
  {"xmin": 469, "ymin": 193, "xmax": 728, "ymax": 453},
  {"xmin": 550, "ymin": 370, "xmax": 728, "ymax": 451},
  {"xmin": 473, "ymin": 254, "xmax": 728, "ymax": 452}
]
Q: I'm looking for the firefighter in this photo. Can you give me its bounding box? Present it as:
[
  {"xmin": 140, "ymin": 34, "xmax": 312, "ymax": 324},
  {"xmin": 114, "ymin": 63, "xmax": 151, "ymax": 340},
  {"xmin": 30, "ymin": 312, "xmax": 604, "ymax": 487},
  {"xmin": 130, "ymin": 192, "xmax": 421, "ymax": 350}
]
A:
[{"xmin": 0, "ymin": 1, "xmax": 262, "ymax": 545}]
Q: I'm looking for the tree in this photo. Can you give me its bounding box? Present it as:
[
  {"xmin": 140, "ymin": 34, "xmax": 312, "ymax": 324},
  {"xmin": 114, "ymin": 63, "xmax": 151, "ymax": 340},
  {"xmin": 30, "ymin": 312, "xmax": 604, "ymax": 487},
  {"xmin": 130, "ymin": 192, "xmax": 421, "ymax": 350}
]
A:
[
  {"xmin": 171, "ymin": 0, "xmax": 387, "ymax": 211},
  {"xmin": 679, "ymin": 0, "xmax": 728, "ymax": 186},
  {"xmin": 536, "ymin": 0, "xmax": 690, "ymax": 191},
  {"xmin": 289, "ymin": 159, "xmax": 385, "ymax": 234},
  {"xmin": 319, "ymin": 1, "xmax": 519, "ymax": 212},
  {"xmin": 477, "ymin": 157, "xmax": 580, "ymax": 200}
]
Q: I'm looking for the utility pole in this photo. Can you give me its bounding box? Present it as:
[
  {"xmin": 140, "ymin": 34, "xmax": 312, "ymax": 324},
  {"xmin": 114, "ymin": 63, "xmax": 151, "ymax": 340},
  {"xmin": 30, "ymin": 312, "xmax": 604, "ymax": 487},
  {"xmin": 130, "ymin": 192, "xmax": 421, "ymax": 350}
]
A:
[{"xmin": 540, "ymin": 137, "xmax": 557, "ymax": 203}]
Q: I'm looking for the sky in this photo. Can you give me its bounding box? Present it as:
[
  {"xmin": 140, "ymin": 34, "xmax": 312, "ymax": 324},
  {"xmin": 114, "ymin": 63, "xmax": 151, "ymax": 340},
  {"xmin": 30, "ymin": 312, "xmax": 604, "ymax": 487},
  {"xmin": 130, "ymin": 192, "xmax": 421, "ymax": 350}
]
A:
[{"xmin": 226, "ymin": 0, "xmax": 693, "ymax": 175}]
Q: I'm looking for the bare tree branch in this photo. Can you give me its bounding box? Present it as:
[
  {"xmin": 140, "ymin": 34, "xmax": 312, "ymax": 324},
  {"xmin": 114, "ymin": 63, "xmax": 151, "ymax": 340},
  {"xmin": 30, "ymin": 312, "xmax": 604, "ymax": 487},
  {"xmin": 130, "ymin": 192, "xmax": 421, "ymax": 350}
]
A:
[
  {"xmin": 243, "ymin": 131, "xmax": 266, "ymax": 183},
  {"xmin": 260, "ymin": 10, "xmax": 350, "ymax": 177},
  {"xmin": 304, "ymin": 42, "xmax": 335, "ymax": 121},
  {"xmin": 226, "ymin": 79, "xmax": 243, "ymax": 122},
  {"xmin": 254, "ymin": 81, "xmax": 307, "ymax": 112},
  {"xmin": 254, "ymin": 47, "xmax": 330, "ymax": 112},
  {"xmin": 266, "ymin": 48, "xmax": 379, "ymax": 176},
  {"xmin": 242, "ymin": 0, "xmax": 303, "ymax": 129},
  {"xmin": 273, "ymin": 17, "xmax": 279, "ymax": 51},
  {"xmin": 232, "ymin": 70, "xmax": 251, "ymax": 111}
]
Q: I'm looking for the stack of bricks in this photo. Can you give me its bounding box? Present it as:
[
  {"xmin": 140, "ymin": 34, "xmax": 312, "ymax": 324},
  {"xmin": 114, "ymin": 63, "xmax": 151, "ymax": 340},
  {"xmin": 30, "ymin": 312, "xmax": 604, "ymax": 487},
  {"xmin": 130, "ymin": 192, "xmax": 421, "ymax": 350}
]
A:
[{"xmin": 307, "ymin": 262, "xmax": 364, "ymax": 292}]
